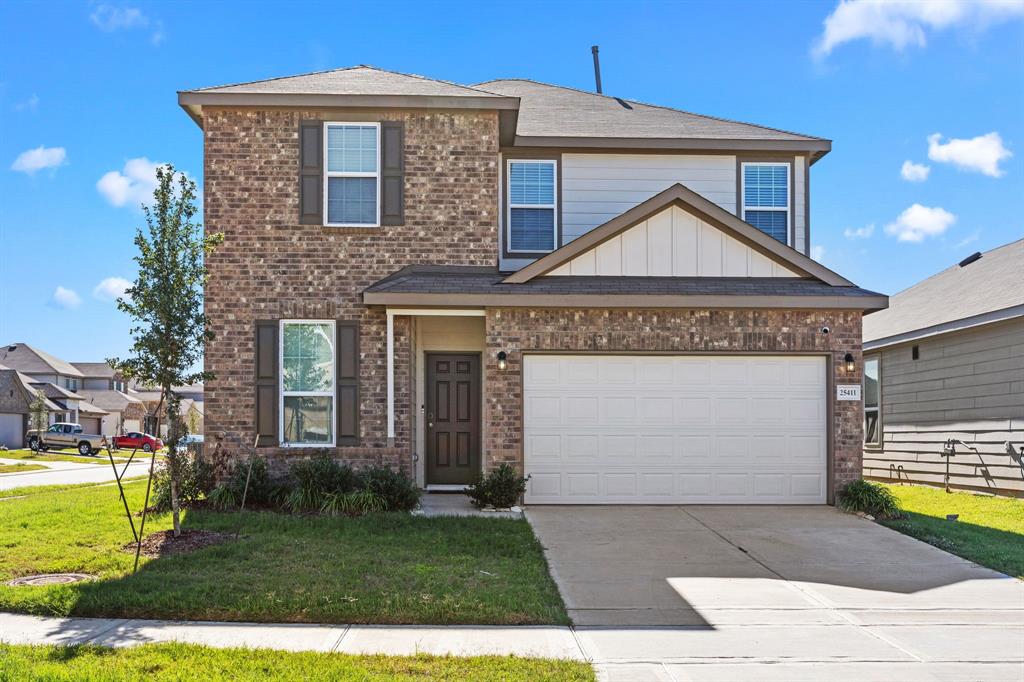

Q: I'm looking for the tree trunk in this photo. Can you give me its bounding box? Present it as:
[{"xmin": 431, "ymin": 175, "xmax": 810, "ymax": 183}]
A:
[{"xmin": 170, "ymin": 472, "xmax": 181, "ymax": 537}]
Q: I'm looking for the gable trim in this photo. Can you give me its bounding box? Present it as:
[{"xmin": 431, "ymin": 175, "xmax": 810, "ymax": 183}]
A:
[{"xmin": 503, "ymin": 183, "xmax": 854, "ymax": 287}]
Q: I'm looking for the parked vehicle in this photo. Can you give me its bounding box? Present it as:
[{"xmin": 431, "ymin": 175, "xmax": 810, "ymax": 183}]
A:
[
  {"xmin": 175, "ymin": 433, "xmax": 204, "ymax": 454},
  {"xmin": 26, "ymin": 423, "xmax": 108, "ymax": 456},
  {"xmin": 112, "ymin": 431, "xmax": 164, "ymax": 453}
]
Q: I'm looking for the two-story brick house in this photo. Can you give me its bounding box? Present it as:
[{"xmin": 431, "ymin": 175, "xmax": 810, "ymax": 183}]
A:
[{"xmin": 180, "ymin": 65, "xmax": 886, "ymax": 505}]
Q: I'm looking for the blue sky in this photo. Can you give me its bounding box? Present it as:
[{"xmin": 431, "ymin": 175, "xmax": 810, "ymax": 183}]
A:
[{"xmin": 1, "ymin": 0, "xmax": 1022, "ymax": 364}]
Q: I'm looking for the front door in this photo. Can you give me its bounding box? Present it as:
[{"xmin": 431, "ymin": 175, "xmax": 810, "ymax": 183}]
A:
[{"xmin": 426, "ymin": 353, "xmax": 481, "ymax": 485}]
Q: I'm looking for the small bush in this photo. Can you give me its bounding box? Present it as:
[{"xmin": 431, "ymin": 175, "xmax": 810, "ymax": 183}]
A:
[
  {"xmin": 216, "ymin": 456, "xmax": 282, "ymax": 509},
  {"xmin": 207, "ymin": 484, "xmax": 238, "ymax": 510},
  {"xmin": 322, "ymin": 489, "xmax": 386, "ymax": 516},
  {"xmin": 284, "ymin": 452, "xmax": 359, "ymax": 512},
  {"xmin": 465, "ymin": 464, "xmax": 529, "ymax": 509},
  {"xmin": 360, "ymin": 466, "xmax": 421, "ymax": 512},
  {"xmin": 838, "ymin": 479, "xmax": 903, "ymax": 519},
  {"xmin": 151, "ymin": 451, "xmax": 215, "ymax": 511}
]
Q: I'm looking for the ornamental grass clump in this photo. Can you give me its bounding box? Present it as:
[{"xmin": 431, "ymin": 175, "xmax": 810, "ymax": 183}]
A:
[{"xmin": 837, "ymin": 479, "xmax": 903, "ymax": 520}]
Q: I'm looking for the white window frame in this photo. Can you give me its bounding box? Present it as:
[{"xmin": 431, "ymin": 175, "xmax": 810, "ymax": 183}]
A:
[
  {"xmin": 863, "ymin": 354, "xmax": 882, "ymax": 449},
  {"xmin": 323, "ymin": 122, "xmax": 382, "ymax": 228},
  {"xmin": 741, "ymin": 161, "xmax": 790, "ymax": 246},
  {"xmin": 279, "ymin": 319, "xmax": 336, "ymax": 448},
  {"xmin": 506, "ymin": 158, "xmax": 558, "ymax": 254}
]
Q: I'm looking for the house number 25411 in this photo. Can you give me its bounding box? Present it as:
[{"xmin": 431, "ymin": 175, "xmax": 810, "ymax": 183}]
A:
[{"xmin": 836, "ymin": 384, "xmax": 861, "ymax": 401}]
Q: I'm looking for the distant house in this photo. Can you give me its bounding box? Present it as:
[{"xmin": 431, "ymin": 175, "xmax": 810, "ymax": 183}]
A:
[
  {"xmin": 862, "ymin": 239, "xmax": 1024, "ymax": 496},
  {"xmin": 72, "ymin": 362, "xmax": 146, "ymax": 437},
  {"xmin": 0, "ymin": 366, "xmax": 63, "ymax": 448},
  {"xmin": 127, "ymin": 382, "xmax": 204, "ymax": 438}
]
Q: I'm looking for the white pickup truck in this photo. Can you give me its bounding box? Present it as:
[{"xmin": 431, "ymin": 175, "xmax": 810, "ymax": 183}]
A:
[{"xmin": 26, "ymin": 422, "xmax": 108, "ymax": 456}]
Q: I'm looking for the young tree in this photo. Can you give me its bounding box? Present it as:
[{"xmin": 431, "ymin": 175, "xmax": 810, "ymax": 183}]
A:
[
  {"xmin": 29, "ymin": 390, "xmax": 48, "ymax": 448},
  {"xmin": 109, "ymin": 164, "xmax": 222, "ymax": 537}
]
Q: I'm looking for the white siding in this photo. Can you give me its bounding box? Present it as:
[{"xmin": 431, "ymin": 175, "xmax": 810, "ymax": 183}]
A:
[
  {"xmin": 561, "ymin": 154, "xmax": 736, "ymax": 243},
  {"xmin": 549, "ymin": 206, "xmax": 798, "ymax": 277},
  {"xmin": 794, "ymin": 155, "xmax": 807, "ymax": 255}
]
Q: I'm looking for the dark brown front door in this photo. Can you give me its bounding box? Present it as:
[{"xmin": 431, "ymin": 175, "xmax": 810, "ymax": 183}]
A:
[{"xmin": 426, "ymin": 353, "xmax": 481, "ymax": 485}]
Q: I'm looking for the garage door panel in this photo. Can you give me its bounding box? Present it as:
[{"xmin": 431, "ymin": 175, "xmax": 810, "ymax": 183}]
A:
[{"xmin": 524, "ymin": 355, "xmax": 827, "ymax": 504}]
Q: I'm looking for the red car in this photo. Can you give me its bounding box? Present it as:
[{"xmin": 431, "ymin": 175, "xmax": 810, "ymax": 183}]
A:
[{"xmin": 113, "ymin": 431, "xmax": 164, "ymax": 452}]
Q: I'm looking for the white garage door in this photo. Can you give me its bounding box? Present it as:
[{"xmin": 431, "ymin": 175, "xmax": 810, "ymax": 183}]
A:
[
  {"xmin": 523, "ymin": 355, "xmax": 827, "ymax": 504},
  {"xmin": 0, "ymin": 413, "xmax": 24, "ymax": 449}
]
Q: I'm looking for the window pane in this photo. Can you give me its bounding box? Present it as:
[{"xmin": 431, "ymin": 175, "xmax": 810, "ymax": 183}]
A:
[
  {"xmin": 326, "ymin": 125, "xmax": 377, "ymax": 173},
  {"xmin": 510, "ymin": 162, "xmax": 554, "ymax": 205},
  {"xmin": 328, "ymin": 177, "xmax": 377, "ymax": 224},
  {"xmin": 864, "ymin": 357, "xmax": 879, "ymax": 408},
  {"xmin": 283, "ymin": 323, "xmax": 335, "ymax": 392},
  {"xmin": 865, "ymin": 408, "xmax": 879, "ymax": 445},
  {"xmin": 283, "ymin": 396, "xmax": 333, "ymax": 445},
  {"xmin": 743, "ymin": 164, "xmax": 788, "ymax": 208},
  {"xmin": 510, "ymin": 208, "xmax": 555, "ymax": 251},
  {"xmin": 744, "ymin": 210, "xmax": 788, "ymax": 243}
]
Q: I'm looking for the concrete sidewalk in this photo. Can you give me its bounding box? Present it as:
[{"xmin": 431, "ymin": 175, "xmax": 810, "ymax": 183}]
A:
[
  {"xmin": 0, "ymin": 460, "xmax": 151, "ymax": 491},
  {"xmin": 3, "ymin": 611, "xmax": 1023, "ymax": 681}
]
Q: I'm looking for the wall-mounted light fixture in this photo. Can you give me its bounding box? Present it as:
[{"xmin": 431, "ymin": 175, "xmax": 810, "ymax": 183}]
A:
[
  {"xmin": 496, "ymin": 351, "xmax": 508, "ymax": 371},
  {"xmin": 844, "ymin": 353, "xmax": 855, "ymax": 373}
]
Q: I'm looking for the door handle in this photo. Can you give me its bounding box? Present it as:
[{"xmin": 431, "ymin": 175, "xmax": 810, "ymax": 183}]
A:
[{"xmin": 427, "ymin": 413, "xmax": 434, "ymax": 429}]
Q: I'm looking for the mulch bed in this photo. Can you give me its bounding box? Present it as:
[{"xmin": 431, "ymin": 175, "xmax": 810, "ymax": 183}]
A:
[{"xmin": 122, "ymin": 529, "xmax": 236, "ymax": 558}]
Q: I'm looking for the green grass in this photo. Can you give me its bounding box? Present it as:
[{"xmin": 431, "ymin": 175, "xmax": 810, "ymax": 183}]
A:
[
  {"xmin": 0, "ymin": 478, "xmax": 146, "ymax": 500},
  {"xmin": 0, "ymin": 463, "xmax": 47, "ymax": 474},
  {"xmin": 0, "ymin": 643, "xmax": 594, "ymax": 681},
  {"xmin": 0, "ymin": 448, "xmax": 131, "ymax": 465},
  {"xmin": 881, "ymin": 483, "xmax": 1024, "ymax": 579},
  {"xmin": 0, "ymin": 480, "xmax": 568, "ymax": 625}
]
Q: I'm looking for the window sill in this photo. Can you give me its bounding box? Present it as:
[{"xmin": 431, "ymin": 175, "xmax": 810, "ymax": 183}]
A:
[{"xmin": 320, "ymin": 225, "xmax": 383, "ymax": 236}]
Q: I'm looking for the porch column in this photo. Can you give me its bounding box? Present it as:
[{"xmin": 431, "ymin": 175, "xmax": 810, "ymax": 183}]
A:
[{"xmin": 386, "ymin": 310, "xmax": 395, "ymax": 445}]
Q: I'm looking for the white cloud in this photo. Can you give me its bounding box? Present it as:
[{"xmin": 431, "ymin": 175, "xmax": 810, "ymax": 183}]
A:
[
  {"xmin": 11, "ymin": 146, "xmax": 67, "ymax": 175},
  {"xmin": 90, "ymin": 5, "xmax": 148, "ymax": 31},
  {"xmin": 927, "ymin": 132, "xmax": 1012, "ymax": 177},
  {"xmin": 93, "ymin": 276, "xmax": 132, "ymax": 301},
  {"xmin": 810, "ymin": 245, "xmax": 826, "ymax": 261},
  {"xmin": 97, "ymin": 157, "xmax": 161, "ymax": 208},
  {"xmin": 900, "ymin": 160, "xmax": 931, "ymax": 182},
  {"xmin": 843, "ymin": 224, "xmax": 876, "ymax": 239},
  {"xmin": 955, "ymin": 231, "xmax": 981, "ymax": 249},
  {"xmin": 812, "ymin": 0, "xmax": 1024, "ymax": 58},
  {"xmin": 52, "ymin": 286, "xmax": 82, "ymax": 309},
  {"xmin": 14, "ymin": 94, "xmax": 39, "ymax": 112},
  {"xmin": 885, "ymin": 204, "xmax": 957, "ymax": 242}
]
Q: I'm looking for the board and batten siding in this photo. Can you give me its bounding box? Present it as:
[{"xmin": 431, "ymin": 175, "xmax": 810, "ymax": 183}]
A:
[
  {"xmin": 864, "ymin": 318, "xmax": 1024, "ymax": 496},
  {"xmin": 548, "ymin": 205, "xmax": 798, "ymax": 277}
]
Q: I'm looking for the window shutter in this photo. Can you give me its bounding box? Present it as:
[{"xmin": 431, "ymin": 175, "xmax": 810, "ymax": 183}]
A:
[
  {"xmin": 299, "ymin": 121, "xmax": 323, "ymax": 225},
  {"xmin": 380, "ymin": 121, "xmax": 404, "ymax": 226},
  {"xmin": 254, "ymin": 321, "xmax": 278, "ymax": 447},
  {"xmin": 336, "ymin": 321, "xmax": 360, "ymax": 446}
]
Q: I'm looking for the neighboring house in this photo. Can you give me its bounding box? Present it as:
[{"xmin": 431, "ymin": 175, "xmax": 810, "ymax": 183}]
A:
[
  {"xmin": 126, "ymin": 384, "xmax": 204, "ymax": 438},
  {"xmin": 71, "ymin": 362, "xmax": 144, "ymax": 437},
  {"xmin": 180, "ymin": 65, "xmax": 886, "ymax": 505},
  {"xmin": 863, "ymin": 239, "xmax": 1024, "ymax": 497},
  {"xmin": 0, "ymin": 343, "xmax": 85, "ymax": 391},
  {"xmin": 71, "ymin": 362, "xmax": 129, "ymax": 392},
  {"xmin": 26, "ymin": 382, "xmax": 109, "ymax": 433},
  {"xmin": 0, "ymin": 366, "xmax": 63, "ymax": 449}
]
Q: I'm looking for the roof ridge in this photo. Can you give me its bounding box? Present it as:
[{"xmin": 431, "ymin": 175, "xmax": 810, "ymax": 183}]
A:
[
  {"xmin": 189, "ymin": 64, "xmax": 505, "ymax": 97},
  {"xmin": 887, "ymin": 236, "xmax": 1024, "ymax": 299},
  {"xmin": 475, "ymin": 78, "xmax": 827, "ymax": 141}
]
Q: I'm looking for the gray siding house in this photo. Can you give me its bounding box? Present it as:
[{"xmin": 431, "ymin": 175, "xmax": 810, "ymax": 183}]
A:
[{"xmin": 862, "ymin": 238, "xmax": 1023, "ymax": 496}]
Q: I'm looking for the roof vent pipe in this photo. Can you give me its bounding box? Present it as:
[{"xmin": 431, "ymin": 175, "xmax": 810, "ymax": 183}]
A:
[
  {"xmin": 591, "ymin": 45, "xmax": 603, "ymax": 94},
  {"xmin": 958, "ymin": 252, "xmax": 982, "ymax": 267}
]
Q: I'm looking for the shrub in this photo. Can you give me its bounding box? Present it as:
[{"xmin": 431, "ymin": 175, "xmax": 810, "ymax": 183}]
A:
[
  {"xmin": 283, "ymin": 452, "xmax": 359, "ymax": 513},
  {"xmin": 211, "ymin": 456, "xmax": 281, "ymax": 510},
  {"xmin": 465, "ymin": 464, "xmax": 529, "ymax": 509},
  {"xmin": 837, "ymin": 479, "xmax": 903, "ymax": 519},
  {"xmin": 322, "ymin": 489, "xmax": 386, "ymax": 516},
  {"xmin": 360, "ymin": 466, "xmax": 421, "ymax": 512},
  {"xmin": 151, "ymin": 451, "xmax": 215, "ymax": 512},
  {"xmin": 207, "ymin": 484, "xmax": 238, "ymax": 510}
]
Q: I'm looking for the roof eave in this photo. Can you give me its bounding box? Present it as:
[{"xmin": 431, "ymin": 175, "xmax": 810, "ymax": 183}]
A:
[
  {"xmin": 864, "ymin": 303, "xmax": 1024, "ymax": 351},
  {"xmin": 512, "ymin": 135, "xmax": 831, "ymax": 156}
]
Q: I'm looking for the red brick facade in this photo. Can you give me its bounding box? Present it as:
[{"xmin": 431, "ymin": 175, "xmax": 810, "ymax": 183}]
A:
[{"xmin": 483, "ymin": 308, "xmax": 864, "ymax": 496}]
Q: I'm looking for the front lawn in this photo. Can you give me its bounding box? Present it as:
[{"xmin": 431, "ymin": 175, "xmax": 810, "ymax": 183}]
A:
[
  {"xmin": 0, "ymin": 463, "xmax": 47, "ymax": 474},
  {"xmin": 0, "ymin": 643, "xmax": 594, "ymax": 681},
  {"xmin": 0, "ymin": 480, "xmax": 568, "ymax": 625},
  {"xmin": 881, "ymin": 483, "xmax": 1024, "ymax": 579},
  {"xmin": 0, "ymin": 479, "xmax": 145, "ymax": 500},
  {"xmin": 0, "ymin": 448, "xmax": 131, "ymax": 465}
]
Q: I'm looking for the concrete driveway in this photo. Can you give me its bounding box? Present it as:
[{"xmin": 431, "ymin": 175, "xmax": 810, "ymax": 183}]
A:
[{"xmin": 527, "ymin": 505, "xmax": 1024, "ymax": 680}]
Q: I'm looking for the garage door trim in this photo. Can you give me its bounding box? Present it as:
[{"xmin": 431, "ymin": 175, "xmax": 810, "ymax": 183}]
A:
[{"xmin": 520, "ymin": 351, "xmax": 834, "ymax": 505}]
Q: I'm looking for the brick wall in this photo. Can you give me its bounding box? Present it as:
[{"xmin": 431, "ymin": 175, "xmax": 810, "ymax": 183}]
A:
[
  {"xmin": 203, "ymin": 107, "xmax": 499, "ymax": 473},
  {"xmin": 484, "ymin": 308, "xmax": 864, "ymax": 497}
]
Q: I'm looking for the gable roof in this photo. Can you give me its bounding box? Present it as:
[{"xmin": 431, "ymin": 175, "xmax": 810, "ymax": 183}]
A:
[
  {"xmin": 71, "ymin": 362, "xmax": 117, "ymax": 379},
  {"xmin": 475, "ymin": 79, "xmax": 830, "ymax": 158},
  {"xmin": 74, "ymin": 389, "xmax": 144, "ymax": 412},
  {"xmin": 0, "ymin": 369, "xmax": 63, "ymax": 412},
  {"xmin": 504, "ymin": 184, "xmax": 854, "ymax": 287},
  {"xmin": 0, "ymin": 344, "xmax": 83, "ymax": 378},
  {"xmin": 864, "ymin": 238, "xmax": 1024, "ymax": 348}
]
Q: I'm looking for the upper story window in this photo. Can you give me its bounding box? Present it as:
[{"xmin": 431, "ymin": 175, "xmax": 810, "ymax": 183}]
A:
[
  {"xmin": 864, "ymin": 355, "xmax": 881, "ymax": 447},
  {"xmin": 324, "ymin": 123, "xmax": 380, "ymax": 227},
  {"xmin": 280, "ymin": 320, "xmax": 335, "ymax": 447},
  {"xmin": 741, "ymin": 162, "xmax": 790, "ymax": 244},
  {"xmin": 508, "ymin": 160, "xmax": 557, "ymax": 253}
]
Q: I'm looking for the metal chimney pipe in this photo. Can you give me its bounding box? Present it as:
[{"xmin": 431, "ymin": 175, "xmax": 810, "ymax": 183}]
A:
[{"xmin": 591, "ymin": 45, "xmax": 603, "ymax": 94}]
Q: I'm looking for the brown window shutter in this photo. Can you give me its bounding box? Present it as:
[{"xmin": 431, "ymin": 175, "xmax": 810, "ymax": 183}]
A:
[
  {"xmin": 336, "ymin": 321, "xmax": 360, "ymax": 446},
  {"xmin": 380, "ymin": 121, "xmax": 404, "ymax": 226},
  {"xmin": 254, "ymin": 320, "xmax": 278, "ymax": 447},
  {"xmin": 299, "ymin": 120, "xmax": 323, "ymax": 225}
]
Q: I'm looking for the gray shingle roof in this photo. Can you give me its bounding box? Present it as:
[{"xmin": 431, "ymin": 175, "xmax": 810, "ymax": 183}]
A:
[
  {"xmin": 0, "ymin": 344, "xmax": 83, "ymax": 378},
  {"xmin": 74, "ymin": 389, "xmax": 144, "ymax": 413},
  {"xmin": 475, "ymin": 79, "xmax": 826, "ymax": 142},
  {"xmin": 71, "ymin": 362, "xmax": 116, "ymax": 378},
  {"xmin": 365, "ymin": 265, "xmax": 884, "ymax": 301},
  {"xmin": 863, "ymin": 238, "xmax": 1024, "ymax": 345},
  {"xmin": 186, "ymin": 65, "xmax": 507, "ymax": 98}
]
